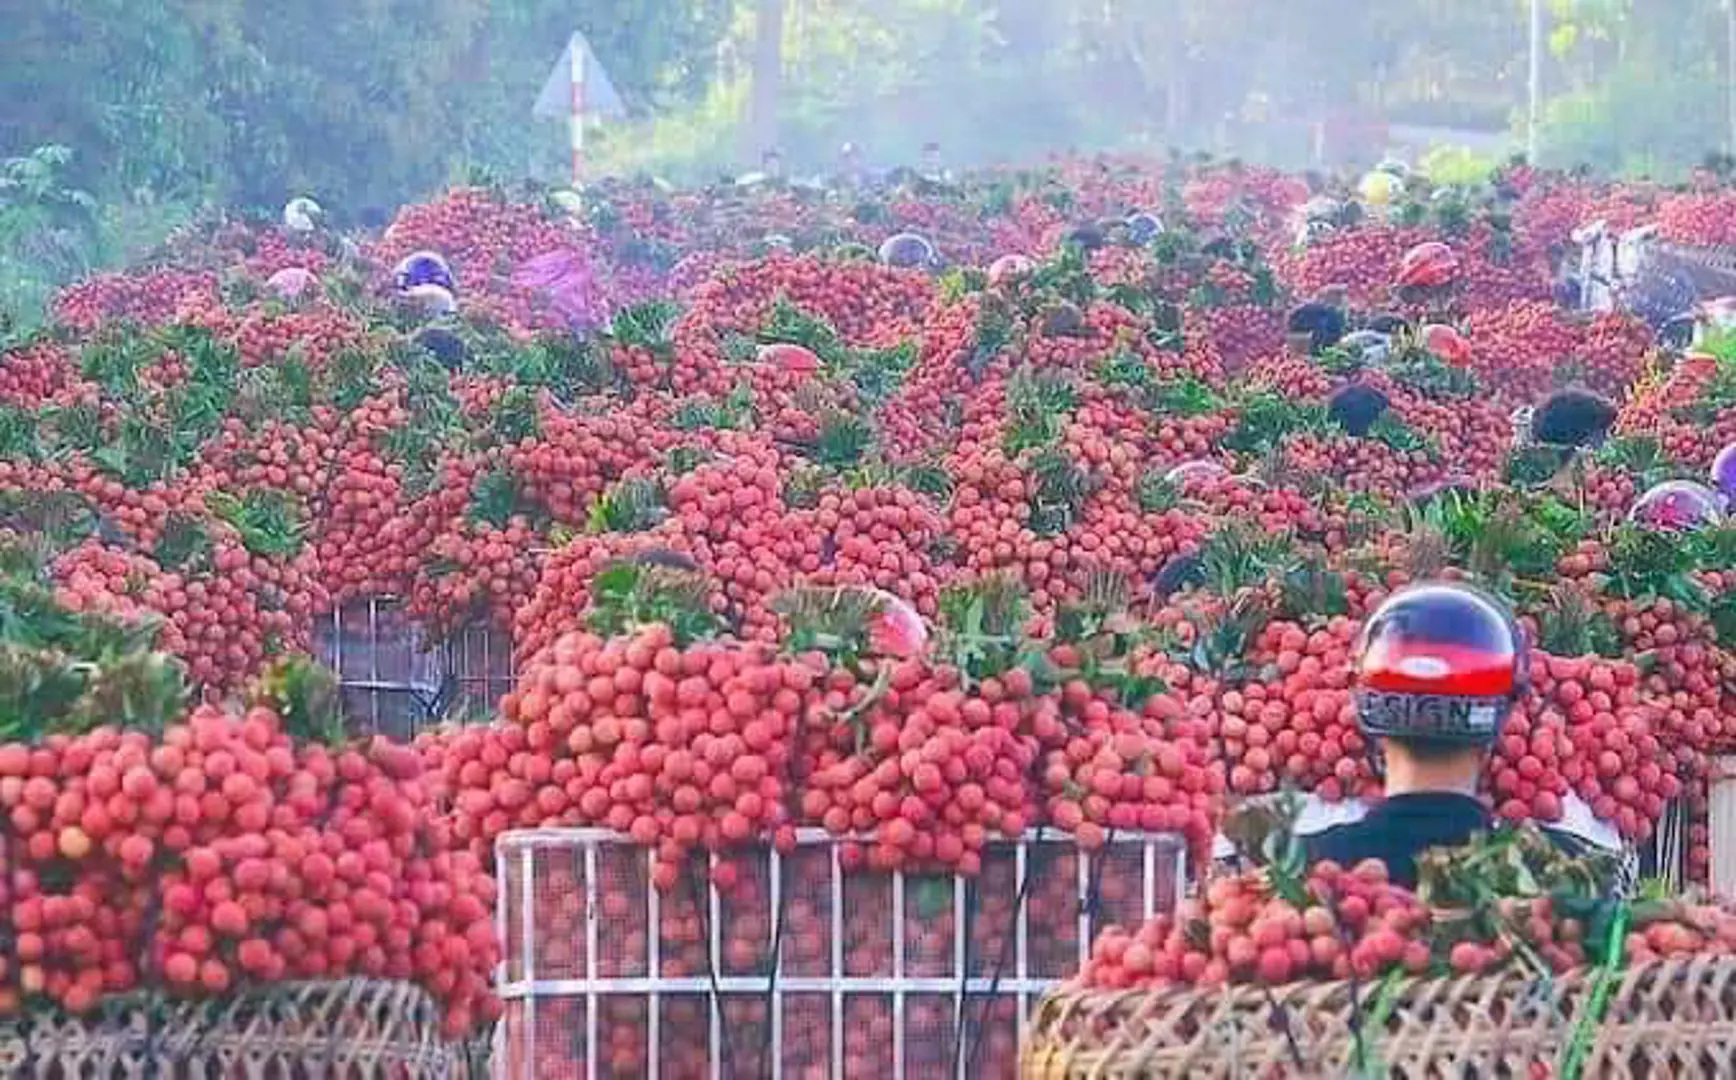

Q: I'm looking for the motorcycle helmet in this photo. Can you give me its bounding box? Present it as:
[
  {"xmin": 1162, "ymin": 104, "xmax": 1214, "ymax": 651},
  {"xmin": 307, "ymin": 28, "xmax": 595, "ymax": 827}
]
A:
[
  {"xmin": 1125, "ymin": 211, "xmax": 1164, "ymax": 244},
  {"xmin": 1630, "ymin": 480, "xmax": 1723, "ymax": 533},
  {"xmin": 394, "ymin": 251, "xmax": 456, "ymax": 294},
  {"xmin": 1530, "ymin": 388, "xmax": 1617, "ymax": 449},
  {"xmin": 265, "ymin": 267, "xmax": 319, "ymax": 303},
  {"xmin": 1327, "ymin": 382, "xmax": 1391, "ymax": 437},
  {"xmin": 283, "ymin": 197, "xmax": 324, "ymax": 234},
  {"xmin": 1421, "ymin": 323, "xmax": 1473, "ymax": 367},
  {"xmin": 1354, "ymin": 583, "xmax": 1528, "ymax": 746},
  {"xmin": 1287, "ymin": 300, "xmax": 1348, "ymax": 354},
  {"xmin": 879, "ymin": 232, "xmax": 936, "ymax": 269},
  {"xmin": 865, "ymin": 588, "xmax": 929, "ymax": 659},
  {"xmin": 1358, "ymin": 169, "xmax": 1402, "ymax": 207},
  {"xmin": 1710, "ymin": 442, "xmax": 1736, "ymax": 507},
  {"xmin": 1397, "ymin": 241, "xmax": 1461, "ymax": 290}
]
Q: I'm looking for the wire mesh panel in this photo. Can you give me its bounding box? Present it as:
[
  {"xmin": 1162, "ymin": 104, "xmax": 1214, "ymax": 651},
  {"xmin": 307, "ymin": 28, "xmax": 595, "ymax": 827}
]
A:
[
  {"xmin": 1641, "ymin": 795, "xmax": 1691, "ymax": 890},
  {"xmin": 495, "ymin": 828, "xmax": 1187, "ymax": 1080},
  {"xmin": 311, "ymin": 598, "xmax": 514, "ymax": 737}
]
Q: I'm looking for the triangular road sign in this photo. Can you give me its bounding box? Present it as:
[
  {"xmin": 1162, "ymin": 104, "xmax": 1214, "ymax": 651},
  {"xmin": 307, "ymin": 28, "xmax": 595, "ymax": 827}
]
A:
[{"xmin": 533, "ymin": 33, "xmax": 626, "ymax": 119}]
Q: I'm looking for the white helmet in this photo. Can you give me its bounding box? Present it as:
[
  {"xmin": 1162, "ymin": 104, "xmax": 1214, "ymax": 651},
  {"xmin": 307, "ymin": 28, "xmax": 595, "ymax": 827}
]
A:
[
  {"xmin": 401, "ymin": 283, "xmax": 457, "ymax": 319},
  {"xmin": 548, "ymin": 190, "xmax": 586, "ymax": 218},
  {"xmin": 1294, "ymin": 217, "xmax": 1338, "ymax": 248},
  {"xmin": 283, "ymin": 197, "xmax": 324, "ymax": 233}
]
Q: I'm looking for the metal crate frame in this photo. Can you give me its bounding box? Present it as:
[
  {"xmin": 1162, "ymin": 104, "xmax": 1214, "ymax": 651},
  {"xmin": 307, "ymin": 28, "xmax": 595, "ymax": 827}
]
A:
[
  {"xmin": 1642, "ymin": 795, "xmax": 1693, "ymax": 891},
  {"xmin": 312, "ymin": 597, "xmax": 515, "ymax": 738},
  {"xmin": 495, "ymin": 827, "xmax": 1187, "ymax": 1080}
]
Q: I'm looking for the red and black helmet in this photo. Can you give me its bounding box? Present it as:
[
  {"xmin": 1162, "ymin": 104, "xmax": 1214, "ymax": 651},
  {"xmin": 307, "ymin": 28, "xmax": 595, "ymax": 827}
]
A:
[
  {"xmin": 1353, "ymin": 582, "xmax": 1528, "ymax": 745},
  {"xmin": 1396, "ymin": 241, "xmax": 1460, "ymax": 290}
]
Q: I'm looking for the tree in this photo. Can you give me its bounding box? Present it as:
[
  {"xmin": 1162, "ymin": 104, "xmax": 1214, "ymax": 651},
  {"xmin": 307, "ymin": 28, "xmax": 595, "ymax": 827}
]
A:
[
  {"xmin": 747, "ymin": 0, "xmax": 785, "ymax": 157},
  {"xmin": 0, "ymin": 1, "xmax": 231, "ymax": 196},
  {"xmin": 0, "ymin": 0, "xmax": 740, "ymax": 210}
]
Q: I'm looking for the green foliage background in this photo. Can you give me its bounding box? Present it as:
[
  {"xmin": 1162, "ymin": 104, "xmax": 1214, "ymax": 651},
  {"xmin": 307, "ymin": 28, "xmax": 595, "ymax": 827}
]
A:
[{"xmin": 4, "ymin": 0, "xmax": 1736, "ymax": 322}]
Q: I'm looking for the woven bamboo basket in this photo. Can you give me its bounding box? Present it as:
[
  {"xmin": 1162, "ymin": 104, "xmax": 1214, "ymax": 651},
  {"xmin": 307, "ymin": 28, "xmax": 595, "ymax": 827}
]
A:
[
  {"xmin": 0, "ymin": 979, "xmax": 472, "ymax": 1080},
  {"xmin": 1022, "ymin": 956, "xmax": 1736, "ymax": 1078}
]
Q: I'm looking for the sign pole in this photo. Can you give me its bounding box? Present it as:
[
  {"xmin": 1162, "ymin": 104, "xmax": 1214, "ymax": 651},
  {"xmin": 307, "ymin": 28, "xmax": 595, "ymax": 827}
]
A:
[
  {"xmin": 1527, "ymin": 0, "xmax": 1543, "ymax": 164},
  {"xmin": 569, "ymin": 39, "xmax": 587, "ymax": 188},
  {"xmin": 1727, "ymin": 0, "xmax": 1736, "ymax": 156}
]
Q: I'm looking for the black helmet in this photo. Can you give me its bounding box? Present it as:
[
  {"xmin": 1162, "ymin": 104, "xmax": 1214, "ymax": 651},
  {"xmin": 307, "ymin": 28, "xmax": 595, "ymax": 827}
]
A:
[
  {"xmin": 1531, "ymin": 388, "xmax": 1616, "ymax": 449},
  {"xmin": 1327, "ymin": 382, "xmax": 1391, "ymax": 437},
  {"xmin": 1354, "ymin": 583, "xmax": 1528, "ymax": 746},
  {"xmin": 1287, "ymin": 301, "xmax": 1347, "ymax": 354}
]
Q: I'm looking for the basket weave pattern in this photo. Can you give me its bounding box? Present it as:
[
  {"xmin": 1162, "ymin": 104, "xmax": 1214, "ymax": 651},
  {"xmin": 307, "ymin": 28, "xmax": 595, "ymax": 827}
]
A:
[
  {"xmin": 1023, "ymin": 956, "xmax": 1736, "ymax": 1078},
  {"xmin": 0, "ymin": 979, "xmax": 466, "ymax": 1080}
]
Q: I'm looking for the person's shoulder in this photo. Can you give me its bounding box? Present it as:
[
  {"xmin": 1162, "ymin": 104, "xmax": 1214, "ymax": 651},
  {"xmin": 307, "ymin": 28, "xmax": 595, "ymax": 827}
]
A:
[{"xmin": 1303, "ymin": 817, "xmax": 1374, "ymax": 863}]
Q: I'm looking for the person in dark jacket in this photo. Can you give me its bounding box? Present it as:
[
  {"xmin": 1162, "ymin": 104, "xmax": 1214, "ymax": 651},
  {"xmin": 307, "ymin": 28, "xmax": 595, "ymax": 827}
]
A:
[
  {"xmin": 1286, "ymin": 286, "xmax": 1349, "ymax": 355},
  {"xmin": 1304, "ymin": 583, "xmax": 1596, "ymax": 889}
]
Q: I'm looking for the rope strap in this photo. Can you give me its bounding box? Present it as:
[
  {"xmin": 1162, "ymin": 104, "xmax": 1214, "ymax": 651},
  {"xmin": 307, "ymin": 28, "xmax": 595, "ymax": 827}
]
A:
[{"xmin": 1558, "ymin": 900, "xmax": 1630, "ymax": 1080}]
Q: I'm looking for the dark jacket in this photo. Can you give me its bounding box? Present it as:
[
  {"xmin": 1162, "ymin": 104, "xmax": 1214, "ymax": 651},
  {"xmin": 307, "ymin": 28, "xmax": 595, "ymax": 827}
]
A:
[{"xmin": 1303, "ymin": 792, "xmax": 1590, "ymax": 891}]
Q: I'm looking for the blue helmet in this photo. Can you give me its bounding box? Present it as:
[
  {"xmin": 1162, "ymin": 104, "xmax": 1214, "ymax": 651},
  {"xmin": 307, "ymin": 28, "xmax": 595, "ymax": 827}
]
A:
[
  {"xmin": 1125, "ymin": 211, "xmax": 1164, "ymax": 244},
  {"xmin": 878, "ymin": 232, "xmax": 935, "ymax": 269},
  {"xmin": 394, "ymin": 251, "xmax": 456, "ymax": 294}
]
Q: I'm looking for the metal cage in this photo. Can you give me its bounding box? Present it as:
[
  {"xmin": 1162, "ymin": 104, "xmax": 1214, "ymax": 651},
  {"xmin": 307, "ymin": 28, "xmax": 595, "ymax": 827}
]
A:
[
  {"xmin": 311, "ymin": 598, "xmax": 514, "ymax": 738},
  {"xmin": 494, "ymin": 828, "xmax": 1187, "ymax": 1080}
]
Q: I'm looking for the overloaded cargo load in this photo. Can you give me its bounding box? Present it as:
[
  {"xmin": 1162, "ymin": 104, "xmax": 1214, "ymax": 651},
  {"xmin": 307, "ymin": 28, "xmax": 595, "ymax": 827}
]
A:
[
  {"xmin": 495, "ymin": 829, "xmax": 1186, "ymax": 1078},
  {"xmin": 1571, "ymin": 220, "xmax": 1736, "ymax": 341},
  {"xmin": 1027, "ymin": 817, "xmax": 1736, "ymax": 1079},
  {"xmin": 7, "ymin": 150, "xmax": 1736, "ymax": 1080}
]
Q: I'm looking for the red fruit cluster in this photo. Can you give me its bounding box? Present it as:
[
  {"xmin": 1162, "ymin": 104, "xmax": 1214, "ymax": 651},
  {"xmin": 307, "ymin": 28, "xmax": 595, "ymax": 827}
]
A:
[
  {"xmin": 1463, "ymin": 302, "xmax": 1650, "ymax": 401},
  {"xmin": 0, "ymin": 707, "xmax": 498, "ymax": 1035},
  {"xmin": 478, "ymin": 625, "xmax": 813, "ymax": 888},
  {"xmin": 50, "ymin": 534, "xmax": 325, "ymax": 692},
  {"xmin": 0, "ymin": 342, "xmax": 86, "ymax": 408},
  {"xmin": 53, "ymin": 269, "xmax": 220, "ymax": 332},
  {"xmin": 1229, "ymin": 619, "xmax": 1368, "ymax": 801},
  {"xmin": 804, "ymin": 662, "xmax": 1039, "ymax": 876},
  {"xmin": 1656, "ymin": 191, "xmax": 1736, "ymax": 246},
  {"xmin": 1625, "ymin": 903, "xmax": 1736, "ymax": 964},
  {"xmin": 1485, "ymin": 698, "xmax": 1576, "ymax": 826},
  {"xmin": 1038, "ymin": 691, "xmax": 1218, "ymax": 853},
  {"xmin": 1080, "ymin": 860, "xmax": 1430, "ymax": 991},
  {"xmin": 368, "ymin": 188, "xmax": 624, "ymax": 336}
]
